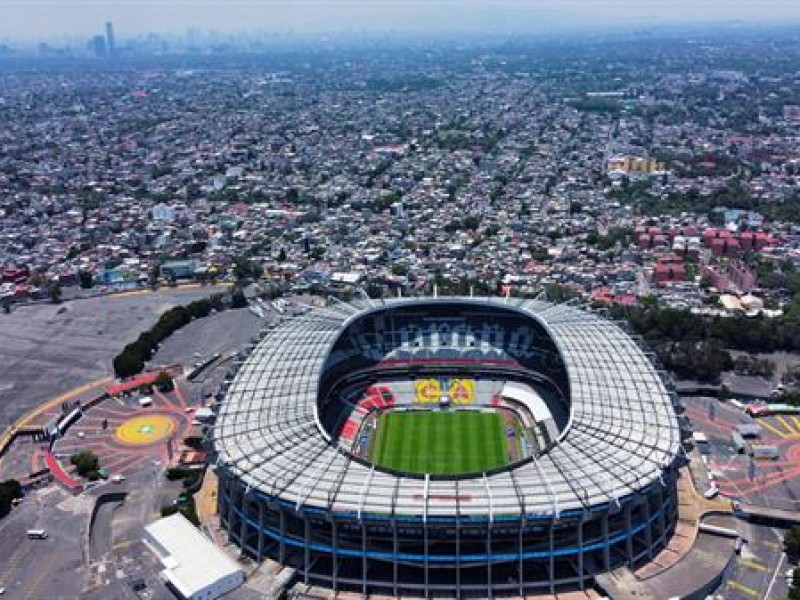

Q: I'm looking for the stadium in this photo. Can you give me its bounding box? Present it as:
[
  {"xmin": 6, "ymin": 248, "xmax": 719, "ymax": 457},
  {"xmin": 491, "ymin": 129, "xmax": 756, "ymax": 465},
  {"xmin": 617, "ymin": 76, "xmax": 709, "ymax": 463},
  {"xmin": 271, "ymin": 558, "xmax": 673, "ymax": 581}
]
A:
[{"xmin": 211, "ymin": 297, "xmax": 684, "ymax": 597}]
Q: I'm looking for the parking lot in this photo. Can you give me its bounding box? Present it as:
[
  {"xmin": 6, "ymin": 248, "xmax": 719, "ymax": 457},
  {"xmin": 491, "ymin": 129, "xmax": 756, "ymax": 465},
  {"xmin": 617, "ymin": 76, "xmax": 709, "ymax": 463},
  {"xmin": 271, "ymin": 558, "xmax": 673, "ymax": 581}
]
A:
[
  {"xmin": 0, "ymin": 285, "xmax": 233, "ymax": 431},
  {"xmin": 684, "ymin": 396, "xmax": 798, "ymax": 599}
]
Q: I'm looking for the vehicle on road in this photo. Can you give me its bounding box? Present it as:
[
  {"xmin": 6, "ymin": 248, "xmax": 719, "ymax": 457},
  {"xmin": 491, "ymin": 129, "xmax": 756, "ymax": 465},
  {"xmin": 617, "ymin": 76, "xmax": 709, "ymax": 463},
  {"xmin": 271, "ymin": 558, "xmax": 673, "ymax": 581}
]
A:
[
  {"xmin": 750, "ymin": 444, "xmax": 779, "ymax": 460},
  {"xmin": 26, "ymin": 529, "xmax": 48, "ymax": 539},
  {"xmin": 111, "ymin": 474, "xmax": 125, "ymax": 483},
  {"xmin": 745, "ymin": 402, "xmax": 800, "ymax": 417}
]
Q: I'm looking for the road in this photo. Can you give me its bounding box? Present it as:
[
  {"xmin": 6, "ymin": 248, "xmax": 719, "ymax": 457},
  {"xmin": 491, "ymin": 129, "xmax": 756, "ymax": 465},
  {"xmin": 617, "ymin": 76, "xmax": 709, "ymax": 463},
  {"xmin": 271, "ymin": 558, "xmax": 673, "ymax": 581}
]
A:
[
  {"xmin": 683, "ymin": 396, "xmax": 796, "ymax": 599},
  {"xmin": 0, "ymin": 485, "xmax": 89, "ymax": 599}
]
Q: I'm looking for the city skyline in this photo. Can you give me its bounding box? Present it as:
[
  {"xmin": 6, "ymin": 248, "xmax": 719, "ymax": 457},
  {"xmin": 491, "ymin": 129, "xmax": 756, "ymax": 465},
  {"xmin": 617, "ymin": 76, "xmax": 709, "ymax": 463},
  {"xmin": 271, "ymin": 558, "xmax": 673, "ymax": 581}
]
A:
[{"xmin": 2, "ymin": 0, "xmax": 800, "ymax": 41}]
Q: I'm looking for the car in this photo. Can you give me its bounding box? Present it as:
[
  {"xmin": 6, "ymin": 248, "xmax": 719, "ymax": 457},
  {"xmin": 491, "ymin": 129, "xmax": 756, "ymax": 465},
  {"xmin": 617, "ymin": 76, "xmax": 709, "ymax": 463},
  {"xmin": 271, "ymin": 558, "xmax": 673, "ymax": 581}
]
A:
[
  {"xmin": 111, "ymin": 474, "xmax": 125, "ymax": 483},
  {"xmin": 0, "ymin": 585, "xmax": 5, "ymax": 594}
]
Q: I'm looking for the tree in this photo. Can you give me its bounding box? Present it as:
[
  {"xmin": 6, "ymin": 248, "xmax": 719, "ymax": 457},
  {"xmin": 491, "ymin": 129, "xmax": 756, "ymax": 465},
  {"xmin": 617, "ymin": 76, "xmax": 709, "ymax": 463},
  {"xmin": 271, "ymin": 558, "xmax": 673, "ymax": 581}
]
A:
[
  {"xmin": 113, "ymin": 350, "xmax": 145, "ymax": 378},
  {"xmin": 154, "ymin": 371, "xmax": 174, "ymax": 393},
  {"xmin": 0, "ymin": 479, "xmax": 23, "ymax": 518},
  {"xmin": 48, "ymin": 280, "xmax": 62, "ymax": 304},
  {"xmin": 70, "ymin": 451, "xmax": 100, "ymax": 479},
  {"xmin": 148, "ymin": 267, "xmax": 160, "ymax": 290},
  {"xmin": 230, "ymin": 290, "xmax": 247, "ymax": 308},
  {"xmin": 78, "ymin": 270, "xmax": 93, "ymax": 289},
  {"xmin": 787, "ymin": 526, "xmax": 800, "ymax": 564}
]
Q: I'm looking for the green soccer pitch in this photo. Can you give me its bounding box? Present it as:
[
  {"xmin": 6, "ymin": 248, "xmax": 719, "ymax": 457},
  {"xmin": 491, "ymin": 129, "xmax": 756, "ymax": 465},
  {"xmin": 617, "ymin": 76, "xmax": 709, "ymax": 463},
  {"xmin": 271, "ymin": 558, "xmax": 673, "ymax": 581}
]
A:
[{"xmin": 369, "ymin": 409, "xmax": 509, "ymax": 476}]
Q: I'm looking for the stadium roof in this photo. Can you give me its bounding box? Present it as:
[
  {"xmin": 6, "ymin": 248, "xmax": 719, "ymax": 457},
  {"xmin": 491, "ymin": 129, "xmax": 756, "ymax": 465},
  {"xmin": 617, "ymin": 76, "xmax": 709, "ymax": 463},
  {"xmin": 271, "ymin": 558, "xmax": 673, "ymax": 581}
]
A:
[{"xmin": 212, "ymin": 297, "xmax": 682, "ymax": 519}]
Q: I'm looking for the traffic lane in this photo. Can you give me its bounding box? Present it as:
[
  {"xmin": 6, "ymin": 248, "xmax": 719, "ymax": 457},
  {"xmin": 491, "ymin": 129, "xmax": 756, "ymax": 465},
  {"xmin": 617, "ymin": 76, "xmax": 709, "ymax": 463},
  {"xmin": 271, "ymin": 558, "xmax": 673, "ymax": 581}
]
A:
[
  {"xmin": 0, "ymin": 487, "xmax": 89, "ymax": 599},
  {"xmin": 720, "ymin": 524, "xmax": 787, "ymax": 600}
]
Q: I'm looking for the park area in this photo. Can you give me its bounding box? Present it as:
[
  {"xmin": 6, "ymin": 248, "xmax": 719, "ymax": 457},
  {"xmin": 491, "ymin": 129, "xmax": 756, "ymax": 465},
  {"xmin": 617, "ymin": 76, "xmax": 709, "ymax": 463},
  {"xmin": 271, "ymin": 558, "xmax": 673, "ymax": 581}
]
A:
[{"xmin": 369, "ymin": 409, "xmax": 509, "ymax": 476}]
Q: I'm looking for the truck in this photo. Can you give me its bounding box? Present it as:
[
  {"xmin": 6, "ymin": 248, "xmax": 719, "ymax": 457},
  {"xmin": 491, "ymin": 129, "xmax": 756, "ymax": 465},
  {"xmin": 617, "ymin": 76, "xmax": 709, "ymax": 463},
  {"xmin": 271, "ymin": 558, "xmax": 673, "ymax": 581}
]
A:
[
  {"xmin": 731, "ymin": 431, "xmax": 748, "ymax": 454},
  {"xmin": 750, "ymin": 444, "xmax": 779, "ymax": 460}
]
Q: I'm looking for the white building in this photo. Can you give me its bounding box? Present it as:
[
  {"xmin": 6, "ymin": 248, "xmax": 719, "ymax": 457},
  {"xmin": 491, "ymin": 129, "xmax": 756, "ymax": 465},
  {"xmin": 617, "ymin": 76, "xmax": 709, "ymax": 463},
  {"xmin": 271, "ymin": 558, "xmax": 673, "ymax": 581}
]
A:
[
  {"xmin": 144, "ymin": 513, "xmax": 244, "ymax": 600},
  {"xmin": 151, "ymin": 203, "xmax": 176, "ymax": 223}
]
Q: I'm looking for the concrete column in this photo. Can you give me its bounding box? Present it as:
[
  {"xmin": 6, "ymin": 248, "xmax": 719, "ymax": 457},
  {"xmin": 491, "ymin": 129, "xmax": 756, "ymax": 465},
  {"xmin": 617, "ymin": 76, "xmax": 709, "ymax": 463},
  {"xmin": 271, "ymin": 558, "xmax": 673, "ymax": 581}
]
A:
[
  {"xmin": 362, "ymin": 522, "xmax": 368, "ymax": 596},
  {"xmin": 424, "ymin": 522, "xmax": 429, "ymax": 599},
  {"xmin": 279, "ymin": 507, "xmax": 286, "ymax": 563},
  {"xmin": 625, "ymin": 505, "xmax": 634, "ymax": 566},
  {"xmin": 518, "ymin": 519, "xmax": 525, "ymax": 597},
  {"xmin": 456, "ymin": 518, "xmax": 461, "ymax": 598},
  {"xmin": 332, "ymin": 519, "xmax": 338, "ymax": 591},
  {"xmin": 393, "ymin": 520, "xmax": 399, "ymax": 598},
  {"xmin": 643, "ymin": 498, "xmax": 653, "ymax": 560},
  {"xmin": 578, "ymin": 518, "xmax": 584, "ymax": 590},
  {"xmin": 239, "ymin": 493, "xmax": 247, "ymax": 554},
  {"xmin": 487, "ymin": 523, "xmax": 493, "ymax": 599},
  {"xmin": 226, "ymin": 479, "xmax": 235, "ymax": 536},
  {"xmin": 549, "ymin": 524, "xmax": 555, "ymax": 594},
  {"xmin": 304, "ymin": 516, "xmax": 311, "ymax": 585},
  {"xmin": 257, "ymin": 501, "xmax": 265, "ymax": 559}
]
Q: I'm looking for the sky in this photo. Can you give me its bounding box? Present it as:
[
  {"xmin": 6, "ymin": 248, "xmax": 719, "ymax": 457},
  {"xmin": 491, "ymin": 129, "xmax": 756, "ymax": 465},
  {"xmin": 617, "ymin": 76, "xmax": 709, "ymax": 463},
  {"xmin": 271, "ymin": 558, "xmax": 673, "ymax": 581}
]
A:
[{"xmin": 2, "ymin": 0, "xmax": 800, "ymax": 41}]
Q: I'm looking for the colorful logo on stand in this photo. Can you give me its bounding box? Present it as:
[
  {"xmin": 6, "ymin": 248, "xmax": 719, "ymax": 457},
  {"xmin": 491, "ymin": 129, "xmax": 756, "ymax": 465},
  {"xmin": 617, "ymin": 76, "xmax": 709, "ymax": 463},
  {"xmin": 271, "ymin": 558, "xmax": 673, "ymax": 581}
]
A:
[
  {"xmin": 449, "ymin": 379, "xmax": 475, "ymax": 404},
  {"xmin": 415, "ymin": 379, "xmax": 441, "ymax": 403}
]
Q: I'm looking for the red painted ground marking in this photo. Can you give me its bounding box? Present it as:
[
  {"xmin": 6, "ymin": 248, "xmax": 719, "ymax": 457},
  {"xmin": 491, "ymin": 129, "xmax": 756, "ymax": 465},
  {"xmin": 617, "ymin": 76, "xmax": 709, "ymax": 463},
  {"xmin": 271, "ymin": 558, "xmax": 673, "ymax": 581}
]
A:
[
  {"xmin": 173, "ymin": 386, "xmax": 188, "ymax": 409},
  {"xmin": 719, "ymin": 464, "xmax": 800, "ymax": 494},
  {"xmin": 44, "ymin": 453, "xmax": 81, "ymax": 489}
]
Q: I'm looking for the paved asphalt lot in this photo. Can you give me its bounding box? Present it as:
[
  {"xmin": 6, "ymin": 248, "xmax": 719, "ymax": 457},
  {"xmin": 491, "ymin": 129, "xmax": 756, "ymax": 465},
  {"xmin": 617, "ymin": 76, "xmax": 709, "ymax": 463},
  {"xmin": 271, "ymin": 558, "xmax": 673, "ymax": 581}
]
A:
[
  {"xmin": 150, "ymin": 306, "xmax": 264, "ymax": 368},
  {"xmin": 0, "ymin": 289, "xmax": 275, "ymax": 600},
  {"xmin": 0, "ymin": 484, "xmax": 91, "ymax": 599},
  {"xmin": 0, "ymin": 286, "xmax": 231, "ymax": 430},
  {"xmin": 684, "ymin": 396, "xmax": 797, "ymax": 599}
]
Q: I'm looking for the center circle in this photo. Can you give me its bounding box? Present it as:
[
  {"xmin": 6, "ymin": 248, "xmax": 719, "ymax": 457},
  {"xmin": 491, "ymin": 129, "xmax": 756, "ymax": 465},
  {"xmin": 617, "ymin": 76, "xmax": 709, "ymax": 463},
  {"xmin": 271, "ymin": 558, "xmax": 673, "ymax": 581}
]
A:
[{"xmin": 115, "ymin": 414, "xmax": 176, "ymax": 445}]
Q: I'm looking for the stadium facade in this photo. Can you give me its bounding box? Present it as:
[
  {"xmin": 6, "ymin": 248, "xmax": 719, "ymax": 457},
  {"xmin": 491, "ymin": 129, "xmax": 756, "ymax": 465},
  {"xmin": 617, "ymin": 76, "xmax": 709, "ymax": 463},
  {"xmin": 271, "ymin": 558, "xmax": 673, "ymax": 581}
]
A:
[{"xmin": 211, "ymin": 297, "xmax": 684, "ymax": 597}]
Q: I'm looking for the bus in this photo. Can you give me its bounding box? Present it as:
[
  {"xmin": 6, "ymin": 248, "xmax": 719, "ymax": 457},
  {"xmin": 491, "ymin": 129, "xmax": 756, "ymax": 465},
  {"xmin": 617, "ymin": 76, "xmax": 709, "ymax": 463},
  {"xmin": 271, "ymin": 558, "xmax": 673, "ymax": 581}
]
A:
[
  {"xmin": 26, "ymin": 529, "xmax": 48, "ymax": 539},
  {"xmin": 744, "ymin": 403, "xmax": 800, "ymax": 418}
]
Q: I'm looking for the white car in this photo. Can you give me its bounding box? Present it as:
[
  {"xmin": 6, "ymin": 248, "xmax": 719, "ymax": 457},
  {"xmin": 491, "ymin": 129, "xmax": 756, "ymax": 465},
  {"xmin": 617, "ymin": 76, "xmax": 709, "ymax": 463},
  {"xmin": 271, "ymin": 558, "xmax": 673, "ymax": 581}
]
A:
[
  {"xmin": 0, "ymin": 585, "xmax": 5, "ymax": 594},
  {"xmin": 111, "ymin": 475, "xmax": 126, "ymax": 483}
]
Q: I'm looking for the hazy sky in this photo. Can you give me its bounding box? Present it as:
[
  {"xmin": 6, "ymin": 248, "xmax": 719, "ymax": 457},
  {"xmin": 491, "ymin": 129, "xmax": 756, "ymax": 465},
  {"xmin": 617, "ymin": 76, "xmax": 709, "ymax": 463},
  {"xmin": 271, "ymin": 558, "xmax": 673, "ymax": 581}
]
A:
[{"xmin": 2, "ymin": 0, "xmax": 800, "ymax": 41}]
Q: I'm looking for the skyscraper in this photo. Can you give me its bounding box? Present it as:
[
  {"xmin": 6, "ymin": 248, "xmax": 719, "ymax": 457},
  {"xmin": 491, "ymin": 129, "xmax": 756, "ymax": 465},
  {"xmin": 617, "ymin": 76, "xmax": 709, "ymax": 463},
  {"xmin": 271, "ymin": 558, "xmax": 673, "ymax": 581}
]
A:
[
  {"xmin": 105, "ymin": 21, "xmax": 115, "ymax": 57},
  {"xmin": 92, "ymin": 35, "xmax": 107, "ymax": 59}
]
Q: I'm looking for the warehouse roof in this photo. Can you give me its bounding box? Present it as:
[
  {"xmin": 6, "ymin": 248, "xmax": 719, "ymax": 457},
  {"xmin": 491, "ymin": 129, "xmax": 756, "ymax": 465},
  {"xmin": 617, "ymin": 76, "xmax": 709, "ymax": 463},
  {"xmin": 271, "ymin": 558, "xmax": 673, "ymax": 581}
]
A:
[{"xmin": 144, "ymin": 513, "xmax": 243, "ymax": 598}]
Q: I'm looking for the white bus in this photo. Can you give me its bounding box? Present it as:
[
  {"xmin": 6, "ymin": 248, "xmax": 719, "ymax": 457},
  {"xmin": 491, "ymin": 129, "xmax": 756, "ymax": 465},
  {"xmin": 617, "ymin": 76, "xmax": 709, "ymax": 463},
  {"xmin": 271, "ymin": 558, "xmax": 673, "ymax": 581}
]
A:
[{"xmin": 26, "ymin": 529, "xmax": 48, "ymax": 539}]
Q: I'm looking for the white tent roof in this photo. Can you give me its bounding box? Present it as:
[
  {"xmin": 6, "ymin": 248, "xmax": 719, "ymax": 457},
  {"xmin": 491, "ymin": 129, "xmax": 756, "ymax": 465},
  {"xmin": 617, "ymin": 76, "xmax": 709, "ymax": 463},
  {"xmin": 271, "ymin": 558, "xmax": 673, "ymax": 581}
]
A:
[{"xmin": 144, "ymin": 513, "xmax": 243, "ymax": 598}]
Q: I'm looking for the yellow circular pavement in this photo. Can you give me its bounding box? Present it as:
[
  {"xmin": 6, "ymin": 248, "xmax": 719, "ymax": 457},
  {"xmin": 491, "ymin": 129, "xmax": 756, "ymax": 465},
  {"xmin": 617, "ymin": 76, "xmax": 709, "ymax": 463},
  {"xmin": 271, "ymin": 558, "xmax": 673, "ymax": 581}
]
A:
[{"xmin": 115, "ymin": 414, "xmax": 176, "ymax": 445}]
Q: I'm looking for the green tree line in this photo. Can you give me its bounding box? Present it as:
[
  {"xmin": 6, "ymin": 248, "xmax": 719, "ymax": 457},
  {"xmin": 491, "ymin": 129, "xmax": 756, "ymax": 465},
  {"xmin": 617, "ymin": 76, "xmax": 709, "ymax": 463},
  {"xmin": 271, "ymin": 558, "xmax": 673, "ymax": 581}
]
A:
[{"xmin": 113, "ymin": 294, "xmax": 225, "ymax": 378}]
